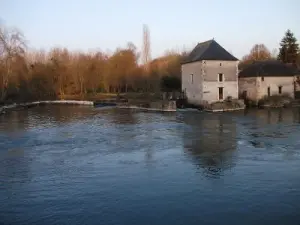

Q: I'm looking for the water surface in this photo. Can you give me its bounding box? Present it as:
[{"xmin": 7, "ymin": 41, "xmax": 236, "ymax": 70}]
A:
[{"xmin": 1, "ymin": 106, "xmax": 300, "ymax": 225}]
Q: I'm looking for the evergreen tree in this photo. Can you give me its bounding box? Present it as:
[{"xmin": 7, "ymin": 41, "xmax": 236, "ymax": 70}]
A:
[{"xmin": 277, "ymin": 29, "xmax": 299, "ymax": 64}]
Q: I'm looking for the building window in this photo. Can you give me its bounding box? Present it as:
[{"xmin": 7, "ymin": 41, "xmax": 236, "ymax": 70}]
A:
[
  {"xmin": 218, "ymin": 87, "xmax": 224, "ymax": 100},
  {"xmin": 220, "ymin": 63, "xmax": 222, "ymax": 66},
  {"xmin": 190, "ymin": 74, "xmax": 193, "ymax": 84},
  {"xmin": 278, "ymin": 86, "xmax": 282, "ymax": 94},
  {"xmin": 261, "ymin": 76, "xmax": 264, "ymax": 81},
  {"xmin": 218, "ymin": 73, "xmax": 223, "ymax": 82},
  {"xmin": 268, "ymin": 87, "xmax": 271, "ymax": 97}
]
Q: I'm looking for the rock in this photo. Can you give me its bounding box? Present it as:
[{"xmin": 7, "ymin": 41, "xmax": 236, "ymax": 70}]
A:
[
  {"xmin": 205, "ymin": 98, "xmax": 245, "ymax": 112},
  {"xmin": 259, "ymin": 95, "xmax": 293, "ymax": 108},
  {"xmin": 235, "ymin": 99, "xmax": 246, "ymax": 108}
]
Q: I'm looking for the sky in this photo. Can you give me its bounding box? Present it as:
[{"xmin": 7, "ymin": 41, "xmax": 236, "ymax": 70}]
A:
[{"xmin": 1, "ymin": 0, "xmax": 299, "ymax": 59}]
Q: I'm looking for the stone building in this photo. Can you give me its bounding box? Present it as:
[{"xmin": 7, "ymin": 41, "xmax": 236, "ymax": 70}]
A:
[
  {"xmin": 294, "ymin": 68, "xmax": 300, "ymax": 99},
  {"xmin": 181, "ymin": 39, "xmax": 239, "ymax": 105},
  {"xmin": 238, "ymin": 60, "xmax": 297, "ymax": 102}
]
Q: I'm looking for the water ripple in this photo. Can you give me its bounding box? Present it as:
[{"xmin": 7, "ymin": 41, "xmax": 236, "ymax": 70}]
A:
[{"xmin": 0, "ymin": 106, "xmax": 300, "ymax": 225}]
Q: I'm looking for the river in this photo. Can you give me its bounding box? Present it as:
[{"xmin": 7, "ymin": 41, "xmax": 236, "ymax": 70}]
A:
[{"xmin": 1, "ymin": 105, "xmax": 300, "ymax": 225}]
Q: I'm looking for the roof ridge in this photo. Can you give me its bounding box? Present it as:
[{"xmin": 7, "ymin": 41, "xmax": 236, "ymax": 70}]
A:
[
  {"xmin": 182, "ymin": 39, "xmax": 238, "ymax": 64},
  {"xmin": 196, "ymin": 40, "xmax": 213, "ymax": 58},
  {"xmin": 197, "ymin": 39, "xmax": 214, "ymax": 45},
  {"xmin": 239, "ymin": 60, "xmax": 296, "ymax": 77}
]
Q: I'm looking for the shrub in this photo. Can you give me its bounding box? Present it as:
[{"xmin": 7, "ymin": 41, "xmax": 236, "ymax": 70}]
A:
[{"xmin": 160, "ymin": 76, "xmax": 181, "ymax": 92}]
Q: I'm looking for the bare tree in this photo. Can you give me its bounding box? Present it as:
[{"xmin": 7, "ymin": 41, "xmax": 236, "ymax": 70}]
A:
[
  {"xmin": 0, "ymin": 24, "xmax": 26, "ymax": 101},
  {"xmin": 271, "ymin": 48, "xmax": 278, "ymax": 59},
  {"xmin": 142, "ymin": 24, "xmax": 151, "ymax": 73},
  {"xmin": 0, "ymin": 23, "xmax": 186, "ymax": 102},
  {"xmin": 241, "ymin": 44, "xmax": 272, "ymax": 65}
]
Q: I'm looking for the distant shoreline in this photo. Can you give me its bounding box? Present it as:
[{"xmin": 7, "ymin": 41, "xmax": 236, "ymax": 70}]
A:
[
  {"xmin": 0, "ymin": 100, "xmax": 94, "ymax": 115},
  {"xmin": 0, "ymin": 99, "xmax": 178, "ymax": 114}
]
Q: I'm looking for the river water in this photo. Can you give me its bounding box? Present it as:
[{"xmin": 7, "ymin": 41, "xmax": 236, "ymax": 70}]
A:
[{"xmin": 1, "ymin": 105, "xmax": 300, "ymax": 225}]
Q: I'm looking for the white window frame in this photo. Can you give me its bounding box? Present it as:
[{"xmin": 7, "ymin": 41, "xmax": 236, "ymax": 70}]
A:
[{"xmin": 218, "ymin": 73, "xmax": 224, "ymax": 82}]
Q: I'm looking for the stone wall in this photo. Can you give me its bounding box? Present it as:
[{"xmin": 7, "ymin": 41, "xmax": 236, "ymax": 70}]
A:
[
  {"xmin": 203, "ymin": 81, "xmax": 238, "ymax": 103},
  {"xmin": 239, "ymin": 76, "xmax": 295, "ymax": 102},
  {"xmin": 238, "ymin": 77, "xmax": 258, "ymax": 101},
  {"xmin": 257, "ymin": 76, "xmax": 294, "ymax": 99},
  {"xmin": 149, "ymin": 101, "xmax": 177, "ymax": 111},
  {"xmin": 182, "ymin": 60, "xmax": 239, "ymax": 105},
  {"xmin": 181, "ymin": 61, "xmax": 203, "ymax": 105},
  {"xmin": 203, "ymin": 60, "xmax": 238, "ymax": 82},
  {"xmin": 295, "ymin": 75, "xmax": 300, "ymax": 99},
  {"xmin": 295, "ymin": 75, "xmax": 300, "ymax": 91},
  {"xmin": 118, "ymin": 100, "xmax": 177, "ymax": 112}
]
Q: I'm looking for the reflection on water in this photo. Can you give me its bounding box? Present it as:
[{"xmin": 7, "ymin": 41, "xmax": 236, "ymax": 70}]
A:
[
  {"xmin": 0, "ymin": 106, "xmax": 300, "ymax": 225},
  {"xmin": 241, "ymin": 109, "xmax": 300, "ymax": 151},
  {"xmin": 244, "ymin": 108, "xmax": 300, "ymax": 124},
  {"xmin": 0, "ymin": 105, "xmax": 97, "ymax": 133},
  {"xmin": 182, "ymin": 113, "xmax": 237, "ymax": 178}
]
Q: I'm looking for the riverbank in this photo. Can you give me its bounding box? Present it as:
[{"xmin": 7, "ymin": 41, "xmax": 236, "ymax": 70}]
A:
[
  {"xmin": 244, "ymin": 95, "xmax": 300, "ymax": 109},
  {"xmin": 0, "ymin": 100, "xmax": 94, "ymax": 114},
  {"xmin": 204, "ymin": 99, "xmax": 246, "ymax": 112},
  {"xmin": 2, "ymin": 96, "xmax": 299, "ymax": 115},
  {"xmin": 117, "ymin": 100, "xmax": 177, "ymax": 112},
  {"xmin": 1, "ymin": 92, "xmax": 182, "ymax": 114},
  {"xmin": 0, "ymin": 99, "xmax": 177, "ymax": 114},
  {"xmin": 177, "ymin": 98, "xmax": 246, "ymax": 112}
]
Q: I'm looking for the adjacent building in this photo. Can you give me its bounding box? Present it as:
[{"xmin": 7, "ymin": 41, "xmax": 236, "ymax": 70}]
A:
[
  {"xmin": 181, "ymin": 39, "xmax": 239, "ymax": 105},
  {"xmin": 294, "ymin": 67, "xmax": 300, "ymax": 99},
  {"xmin": 238, "ymin": 60, "xmax": 297, "ymax": 102}
]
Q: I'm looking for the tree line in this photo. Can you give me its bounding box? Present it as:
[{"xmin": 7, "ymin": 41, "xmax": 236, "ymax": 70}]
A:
[
  {"xmin": 0, "ymin": 24, "xmax": 185, "ymax": 103},
  {"xmin": 240, "ymin": 29, "xmax": 300, "ymax": 67},
  {"xmin": 1, "ymin": 23, "xmax": 299, "ymax": 103}
]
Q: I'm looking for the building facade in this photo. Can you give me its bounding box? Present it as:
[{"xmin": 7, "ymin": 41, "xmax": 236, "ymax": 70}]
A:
[
  {"xmin": 239, "ymin": 60, "xmax": 297, "ymax": 102},
  {"xmin": 181, "ymin": 40, "xmax": 239, "ymax": 105},
  {"xmin": 294, "ymin": 70, "xmax": 300, "ymax": 99}
]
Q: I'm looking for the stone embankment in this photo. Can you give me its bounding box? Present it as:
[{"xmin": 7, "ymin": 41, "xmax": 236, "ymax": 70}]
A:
[
  {"xmin": 204, "ymin": 99, "xmax": 246, "ymax": 112},
  {"xmin": 117, "ymin": 100, "xmax": 177, "ymax": 112},
  {"xmin": 257, "ymin": 95, "xmax": 299, "ymax": 108},
  {"xmin": 0, "ymin": 100, "xmax": 94, "ymax": 114},
  {"xmin": 175, "ymin": 96, "xmax": 246, "ymax": 112},
  {"xmin": 1, "ymin": 99, "xmax": 177, "ymax": 114}
]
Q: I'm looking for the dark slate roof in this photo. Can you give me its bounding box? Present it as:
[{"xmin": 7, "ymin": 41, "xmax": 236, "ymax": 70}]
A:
[
  {"xmin": 239, "ymin": 60, "xmax": 298, "ymax": 78},
  {"xmin": 182, "ymin": 39, "xmax": 238, "ymax": 64},
  {"xmin": 287, "ymin": 63, "xmax": 300, "ymax": 74}
]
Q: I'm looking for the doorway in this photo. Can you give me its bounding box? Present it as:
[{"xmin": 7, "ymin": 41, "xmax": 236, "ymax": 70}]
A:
[
  {"xmin": 218, "ymin": 87, "xmax": 223, "ymax": 100},
  {"xmin": 242, "ymin": 90, "xmax": 247, "ymax": 99}
]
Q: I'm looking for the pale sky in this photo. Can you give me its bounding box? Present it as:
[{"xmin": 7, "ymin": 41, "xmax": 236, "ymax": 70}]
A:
[{"xmin": 1, "ymin": 0, "xmax": 299, "ymax": 59}]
